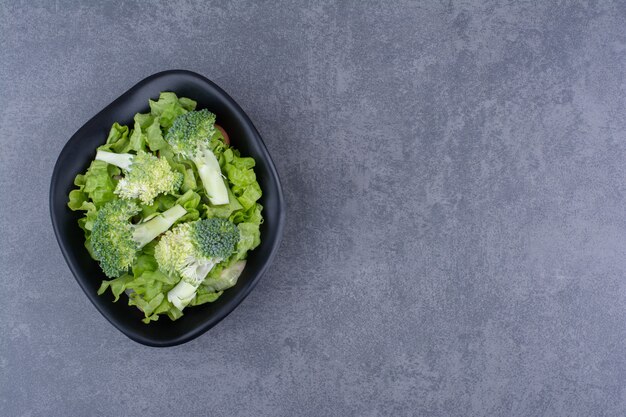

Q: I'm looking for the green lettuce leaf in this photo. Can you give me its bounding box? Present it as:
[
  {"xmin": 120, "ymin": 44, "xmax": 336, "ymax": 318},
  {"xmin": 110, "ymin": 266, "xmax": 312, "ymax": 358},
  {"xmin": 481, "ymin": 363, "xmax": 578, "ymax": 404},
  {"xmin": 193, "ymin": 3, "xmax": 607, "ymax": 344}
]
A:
[
  {"xmin": 128, "ymin": 122, "xmax": 146, "ymax": 152},
  {"xmin": 167, "ymin": 158, "xmax": 198, "ymax": 192},
  {"xmin": 222, "ymin": 149, "xmax": 262, "ymax": 210},
  {"xmin": 68, "ymin": 189, "xmax": 88, "ymax": 211},
  {"xmin": 80, "ymin": 160, "xmax": 119, "ymax": 208},
  {"xmin": 237, "ymin": 182, "xmax": 262, "ymax": 211},
  {"xmin": 145, "ymin": 117, "xmax": 168, "ymax": 151},
  {"xmin": 178, "ymin": 97, "xmax": 197, "ymax": 111},
  {"xmin": 149, "ymin": 92, "xmax": 194, "ymax": 129},
  {"xmin": 235, "ymin": 222, "xmax": 261, "ymax": 260},
  {"xmin": 203, "ymin": 187, "xmax": 243, "ymax": 219},
  {"xmin": 97, "ymin": 274, "xmax": 134, "ymax": 302},
  {"xmin": 190, "ymin": 289, "xmax": 222, "ymax": 306},
  {"xmin": 134, "ymin": 113, "xmax": 154, "ymax": 130},
  {"xmin": 98, "ymin": 122, "xmax": 130, "ymax": 153},
  {"xmin": 99, "ymin": 253, "xmax": 181, "ymax": 323},
  {"xmin": 175, "ymin": 190, "xmax": 202, "ymax": 222}
]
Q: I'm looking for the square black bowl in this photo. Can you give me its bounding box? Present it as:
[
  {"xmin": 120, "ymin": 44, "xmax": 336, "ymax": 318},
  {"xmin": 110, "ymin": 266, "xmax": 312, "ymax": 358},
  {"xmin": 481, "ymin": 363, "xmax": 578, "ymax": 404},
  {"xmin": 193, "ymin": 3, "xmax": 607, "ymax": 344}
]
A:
[{"xmin": 50, "ymin": 70, "xmax": 285, "ymax": 347}]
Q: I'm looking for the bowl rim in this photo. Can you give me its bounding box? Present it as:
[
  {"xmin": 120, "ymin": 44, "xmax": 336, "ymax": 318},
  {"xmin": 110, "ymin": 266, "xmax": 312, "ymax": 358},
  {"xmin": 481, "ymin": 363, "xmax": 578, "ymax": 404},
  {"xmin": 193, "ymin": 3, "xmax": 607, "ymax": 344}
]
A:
[{"xmin": 49, "ymin": 69, "xmax": 285, "ymax": 347}]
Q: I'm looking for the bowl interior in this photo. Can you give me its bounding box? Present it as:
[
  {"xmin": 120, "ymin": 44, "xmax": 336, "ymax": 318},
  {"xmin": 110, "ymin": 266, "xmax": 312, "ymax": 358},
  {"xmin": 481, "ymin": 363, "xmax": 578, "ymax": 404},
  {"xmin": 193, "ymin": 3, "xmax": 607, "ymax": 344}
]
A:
[{"xmin": 50, "ymin": 70, "xmax": 285, "ymax": 346}]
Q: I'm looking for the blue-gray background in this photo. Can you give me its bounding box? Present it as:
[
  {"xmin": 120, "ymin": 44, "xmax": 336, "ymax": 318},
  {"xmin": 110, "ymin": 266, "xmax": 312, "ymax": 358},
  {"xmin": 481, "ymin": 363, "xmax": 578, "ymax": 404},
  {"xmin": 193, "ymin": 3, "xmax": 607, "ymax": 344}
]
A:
[{"xmin": 1, "ymin": 1, "xmax": 626, "ymax": 416}]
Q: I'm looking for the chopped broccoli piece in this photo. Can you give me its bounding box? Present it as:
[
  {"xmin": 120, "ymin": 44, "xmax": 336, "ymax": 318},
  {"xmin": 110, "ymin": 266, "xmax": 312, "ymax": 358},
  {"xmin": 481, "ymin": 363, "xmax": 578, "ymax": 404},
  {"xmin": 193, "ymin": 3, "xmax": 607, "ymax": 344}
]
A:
[
  {"xmin": 90, "ymin": 200, "xmax": 186, "ymax": 278},
  {"xmin": 165, "ymin": 110, "xmax": 229, "ymax": 205},
  {"xmin": 154, "ymin": 217, "xmax": 238, "ymax": 310},
  {"xmin": 95, "ymin": 150, "xmax": 182, "ymax": 205}
]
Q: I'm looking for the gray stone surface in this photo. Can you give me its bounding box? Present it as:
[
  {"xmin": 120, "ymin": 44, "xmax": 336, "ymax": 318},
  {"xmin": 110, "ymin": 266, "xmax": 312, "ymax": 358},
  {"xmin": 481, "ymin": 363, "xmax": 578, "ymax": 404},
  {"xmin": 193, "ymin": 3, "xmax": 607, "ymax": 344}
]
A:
[{"xmin": 1, "ymin": 1, "xmax": 626, "ymax": 416}]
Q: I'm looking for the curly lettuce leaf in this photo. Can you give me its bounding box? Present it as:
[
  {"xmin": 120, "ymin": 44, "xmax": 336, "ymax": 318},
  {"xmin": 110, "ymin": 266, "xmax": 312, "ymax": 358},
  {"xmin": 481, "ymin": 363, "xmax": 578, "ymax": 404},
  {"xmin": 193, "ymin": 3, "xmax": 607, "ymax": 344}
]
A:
[
  {"xmin": 128, "ymin": 117, "xmax": 147, "ymax": 152},
  {"xmin": 98, "ymin": 254, "xmax": 182, "ymax": 323},
  {"xmin": 97, "ymin": 274, "xmax": 134, "ymax": 302},
  {"xmin": 137, "ymin": 188, "xmax": 200, "ymax": 221},
  {"xmin": 69, "ymin": 191, "xmax": 98, "ymax": 234},
  {"xmin": 221, "ymin": 149, "xmax": 262, "ymax": 210},
  {"xmin": 97, "ymin": 122, "xmax": 130, "ymax": 153},
  {"xmin": 126, "ymin": 266, "xmax": 182, "ymax": 322},
  {"xmin": 120, "ymin": 112, "xmax": 169, "ymax": 153},
  {"xmin": 146, "ymin": 117, "xmax": 168, "ymax": 151},
  {"xmin": 167, "ymin": 158, "xmax": 198, "ymax": 192},
  {"xmin": 178, "ymin": 97, "xmax": 197, "ymax": 111},
  {"xmin": 230, "ymin": 201, "xmax": 263, "ymax": 225},
  {"xmin": 70, "ymin": 160, "xmax": 119, "ymax": 209},
  {"xmin": 149, "ymin": 92, "xmax": 196, "ymax": 129},
  {"xmin": 191, "ymin": 291, "xmax": 223, "ymax": 306},
  {"xmin": 235, "ymin": 222, "xmax": 261, "ymax": 260},
  {"xmin": 175, "ymin": 190, "xmax": 202, "ymax": 222},
  {"xmin": 203, "ymin": 188, "xmax": 243, "ymax": 219}
]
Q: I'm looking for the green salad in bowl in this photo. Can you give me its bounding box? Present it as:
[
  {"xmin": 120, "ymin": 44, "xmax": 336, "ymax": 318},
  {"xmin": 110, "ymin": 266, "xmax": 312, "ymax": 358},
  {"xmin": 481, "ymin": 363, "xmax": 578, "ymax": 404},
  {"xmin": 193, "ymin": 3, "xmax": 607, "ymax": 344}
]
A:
[{"xmin": 67, "ymin": 92, "xmax": 263, "ymax": 323}]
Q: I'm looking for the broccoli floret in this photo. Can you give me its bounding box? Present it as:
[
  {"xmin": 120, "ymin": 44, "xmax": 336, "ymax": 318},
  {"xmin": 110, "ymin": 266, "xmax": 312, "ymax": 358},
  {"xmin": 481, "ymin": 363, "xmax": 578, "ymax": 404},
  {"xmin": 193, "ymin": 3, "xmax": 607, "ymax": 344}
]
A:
[
  {"xmin": 91, "ymin": 200, "xmax": 186, "ymax": 278},
  {"xmin": 165, "ymin": 110, "xmax": 229, "ymax": 205},
  {"xmin": 155, "ymin": 217, "xmax": 239, "ymax": 310},
  {"xmin": 95, "ymin": 150, "xmax": 182, "ymax": 205}
]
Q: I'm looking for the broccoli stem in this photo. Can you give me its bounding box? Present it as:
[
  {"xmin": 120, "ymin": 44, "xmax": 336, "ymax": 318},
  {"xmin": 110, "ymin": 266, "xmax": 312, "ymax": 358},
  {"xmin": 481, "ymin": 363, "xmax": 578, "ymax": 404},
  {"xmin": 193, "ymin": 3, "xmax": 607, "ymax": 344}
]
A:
[
  {"xmin": 167, "ymin": 259, "xmax": 217, "ymax": 310},
  {"xmin": 132, "ymin": 204, "xmax": 187, "ymax": 248},
  {"xmin": 95, "ymin": 150, "xmax": 134, "ymax": 171},
  {"xmin": 168, "ymin": 281, "xmax": 199, "ymax": 310},
  {"xmin": 193, "ymin": 150, "xmax": 229, "ymax": 205}
]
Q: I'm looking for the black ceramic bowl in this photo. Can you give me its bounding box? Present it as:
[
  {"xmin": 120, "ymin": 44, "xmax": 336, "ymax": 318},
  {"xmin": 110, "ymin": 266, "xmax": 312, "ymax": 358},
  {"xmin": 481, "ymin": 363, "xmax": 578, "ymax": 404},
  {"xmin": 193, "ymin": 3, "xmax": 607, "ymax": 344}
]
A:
[{"xmin": 50, "ymin": 70, "xmax": 285, "ymax": 347}]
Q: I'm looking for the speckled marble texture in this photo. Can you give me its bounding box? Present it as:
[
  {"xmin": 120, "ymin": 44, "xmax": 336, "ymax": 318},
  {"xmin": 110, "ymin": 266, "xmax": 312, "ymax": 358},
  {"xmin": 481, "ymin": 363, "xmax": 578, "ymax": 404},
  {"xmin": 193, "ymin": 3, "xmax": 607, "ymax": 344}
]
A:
[{"xmin": 1, "ymin": 1, "xmax": 626, "ymax": 416}]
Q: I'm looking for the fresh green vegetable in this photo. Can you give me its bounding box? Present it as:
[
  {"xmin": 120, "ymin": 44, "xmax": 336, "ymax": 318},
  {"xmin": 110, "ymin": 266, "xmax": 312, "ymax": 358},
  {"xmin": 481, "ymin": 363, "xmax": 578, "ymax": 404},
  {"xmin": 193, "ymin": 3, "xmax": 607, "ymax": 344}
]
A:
[
  {"xmin": 165, "ymin": 109, "xmax": 229, "ymax": 205},
  {"xmin": 68, "ymin": 92, "xmax": 264, "ymax": 323},
  {"xmin": 95, "ymin": 150, "xmax": 182, "ymax": 205},
  {"xmin": 155, "ymin": 218, "xmax": 239, "ymax": 310},
  {"xmin": 90, "ymin": 200, "xmax": 186, "ymax": 278},
  {"xmin": 202, "ymin": 260, "xmax": 246, "ymax": 292}
]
